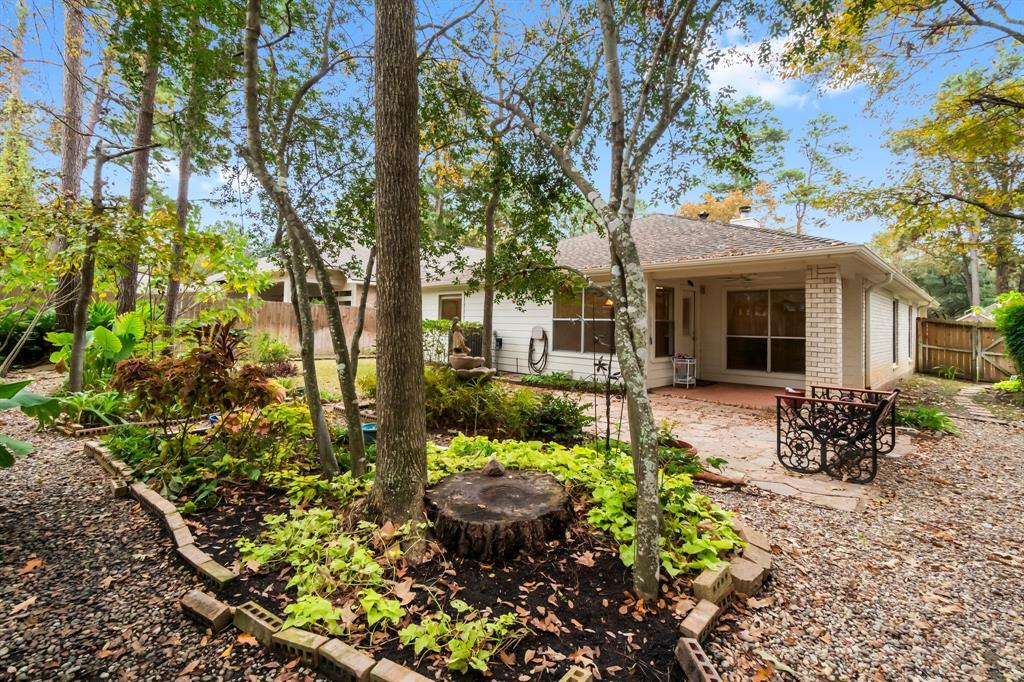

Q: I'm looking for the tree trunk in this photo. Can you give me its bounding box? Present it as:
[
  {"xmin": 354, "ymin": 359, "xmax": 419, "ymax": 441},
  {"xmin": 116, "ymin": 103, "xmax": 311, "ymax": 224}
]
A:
[
  {"xmin": 69, "ymin": 146, "xmax": 108, "ymax": 393},
  {"xmin": 289, "ymin": 228, "xmax": 368, "ymax": 477},
  {"xmin": 239, "ymin": 0, "xmax": 366, "ymax": 476},
  {"xmin": 117, "ymin": 55, "xmax": 159, "ymax": 314},
  {"xmin": 369, "ymin": 0, "xmax": 428, "ymax": 527},
  {"xmin": 284, "ymin": 237, "xmax": 339, "ymax": 477},
  {"xmin": 605, "ymin": 208, "xmax": 661, "ymax": 602},
  {"xmin": 350, "ymin": 246, "xmax": 376, "ymax": 377},
  {"xmin": 54, "ymin": 0, "xmax": 86, "ymax": 331},
  {"xmin": 163, "ymin": 143, "xmax": 191, "ymax": 332},
  {"xmin": 481, "ymin": 175, "xmax": 500, "ymax": 367}
]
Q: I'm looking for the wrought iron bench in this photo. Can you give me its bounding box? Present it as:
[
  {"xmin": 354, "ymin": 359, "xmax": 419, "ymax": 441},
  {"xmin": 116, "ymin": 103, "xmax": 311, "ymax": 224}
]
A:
[{"xmin": 775, "ymin": 385, "xmax": 900, "ymax": 484}]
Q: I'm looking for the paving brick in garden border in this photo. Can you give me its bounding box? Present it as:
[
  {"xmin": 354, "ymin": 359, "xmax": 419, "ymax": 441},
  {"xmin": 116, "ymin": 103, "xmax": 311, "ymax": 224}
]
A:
[
  {"xmin": 370, "ymin": 658, "xmax": 434, "ymax": 682},
  {"xmin": 234, "ymin": 601, "xmax": 284, "ymax": 647},
  {"xmin": 319, "ymin": 638, "xmax": 376, "ymax": 682},
  {"xmin": 674, "ymin": 637, "xmax": 722, "ymax": 681},
  {"xmin": 180, "ymin": 589, "xmax": 232, "ymax": 633},
  {"xmin": 692, "ymin": 565, "xmax": 733, "ymax": 605},
  {"xmin": 272, "ymin": 627, "xmax": 329, "ymax": 668},
  {"xmin": 679, "ymin": 599, "xmax": 722, "ymax": 642}
]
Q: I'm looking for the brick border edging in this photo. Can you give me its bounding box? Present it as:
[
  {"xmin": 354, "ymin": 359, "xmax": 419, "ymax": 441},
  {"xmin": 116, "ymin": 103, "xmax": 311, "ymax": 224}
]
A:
[
  {"xmin": 675, "ymin": 519, "xmax": 775, "ymax": 680},
  {"xmin": 83, "ymin": 440, "xmax": 436, "ymax": 682},
  {"xmin": 84, "ymin": 440, "xmax": 769, "ymax": 682}
]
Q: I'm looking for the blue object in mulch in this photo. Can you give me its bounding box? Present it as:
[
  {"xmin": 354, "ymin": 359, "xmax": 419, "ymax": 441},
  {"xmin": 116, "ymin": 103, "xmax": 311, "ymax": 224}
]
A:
[{"xmin": 361, "ymin": 422, "xmax": 378, "ymax": 445}]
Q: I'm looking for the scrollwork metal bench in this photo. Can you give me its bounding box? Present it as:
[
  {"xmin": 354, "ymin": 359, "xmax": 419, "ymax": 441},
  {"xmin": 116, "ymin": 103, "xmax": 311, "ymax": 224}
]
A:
[{"xmin": 775, "ymin": 385, "xmax": 899, "ymax": 484}]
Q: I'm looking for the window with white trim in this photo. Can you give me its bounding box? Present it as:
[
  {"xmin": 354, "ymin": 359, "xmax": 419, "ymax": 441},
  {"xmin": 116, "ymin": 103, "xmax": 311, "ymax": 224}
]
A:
[
  {"xmin": 726, "ymin": 289, "xmax": 805, "ymax": 373},
  {"xmin": 552, "ymin": 288, "xmax": 614, "ymax": 353}
]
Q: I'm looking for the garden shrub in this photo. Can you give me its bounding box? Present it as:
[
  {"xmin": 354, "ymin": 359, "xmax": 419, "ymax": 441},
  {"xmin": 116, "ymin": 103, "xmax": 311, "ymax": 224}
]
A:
[
  {"xmin": 993, "ymin": 375, "xmax": 1022, "ymax": 393},
  {"xmin": 896, "ymin": 404, "xmax": 958, "ymax": 434},
  {"xmin": 262, "ymin": 360, "xmax": 298, "ymax": 378},
  {"xmin": 47, "ymin": 310, "xmax": 145, "ymax": 389},
  {"xmin": 0, "ymin": 304, "xmax": 56, "ymax": 367},
  {"xmin": 247, "ymin": 331, "xmax": 292, "ymax": 364},
  {"xmin": 58, "ymin": 390, "xmax": 131, "ymax": 427},
  {"xmin": 421, "ymin": 366, "xmax": 592, "ymax": 442},
  {"xmin": 521, "ymin": 370, "xmax": 625, "ymax": 394},
  {"xmin": 993, "ymin": 291, "xmax": 1024, "ymax": 375}
]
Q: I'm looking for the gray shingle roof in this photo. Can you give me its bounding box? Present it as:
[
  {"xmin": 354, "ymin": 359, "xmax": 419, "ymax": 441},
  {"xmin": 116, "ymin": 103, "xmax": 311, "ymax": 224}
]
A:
[{"xmin": 556, "ymin": 213, "xmax": 850, "ymax": 270}]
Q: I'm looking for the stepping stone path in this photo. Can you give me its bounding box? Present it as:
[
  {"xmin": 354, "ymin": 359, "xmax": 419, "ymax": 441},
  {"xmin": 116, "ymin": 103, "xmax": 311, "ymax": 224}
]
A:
[
  {"xmin": 953, "ymin": 385, "xmax": 1007, "ymax": 423},
  {"xmin": 0, "ymin": 373, "xmax": 323, "ymax": 681}
]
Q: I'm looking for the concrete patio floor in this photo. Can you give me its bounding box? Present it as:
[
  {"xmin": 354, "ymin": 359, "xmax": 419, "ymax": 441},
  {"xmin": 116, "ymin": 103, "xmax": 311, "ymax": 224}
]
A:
[{"xmin": 583, "ymin": 387, "xmax": 916, "ymax": 512}]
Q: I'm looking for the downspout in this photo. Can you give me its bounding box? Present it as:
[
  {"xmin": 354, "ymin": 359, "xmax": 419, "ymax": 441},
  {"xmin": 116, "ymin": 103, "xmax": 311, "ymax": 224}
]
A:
[{"xmin": 862, "ymin": 273, "xmax": 892, "ymax": 389}]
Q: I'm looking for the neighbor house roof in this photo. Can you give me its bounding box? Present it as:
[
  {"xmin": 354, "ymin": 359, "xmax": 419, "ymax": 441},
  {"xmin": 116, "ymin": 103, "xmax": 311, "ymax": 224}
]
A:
[{"xmin": 556, "ymin": 214, "xmax": 850, "ymax": 270}]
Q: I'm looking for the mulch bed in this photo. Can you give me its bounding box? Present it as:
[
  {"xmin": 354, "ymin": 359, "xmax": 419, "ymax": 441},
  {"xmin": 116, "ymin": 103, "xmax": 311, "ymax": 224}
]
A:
[{"xmin": 188, "ymin": 485, "xmax": 687, "ymax": 681}]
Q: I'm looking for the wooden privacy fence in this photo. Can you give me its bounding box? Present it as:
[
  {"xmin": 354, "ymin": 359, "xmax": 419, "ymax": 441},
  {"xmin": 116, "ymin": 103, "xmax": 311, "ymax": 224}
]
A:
[
  {"xmin": 249, "ymin": 301, "xmax": 376, "ymax": 357},
  {"xmin": 916, "ymin": 318, "xmax": 1014, "ymax": 383},
  {"xmin": 182, "ymin": 299, "xmax": 376, "ymax": 357}
]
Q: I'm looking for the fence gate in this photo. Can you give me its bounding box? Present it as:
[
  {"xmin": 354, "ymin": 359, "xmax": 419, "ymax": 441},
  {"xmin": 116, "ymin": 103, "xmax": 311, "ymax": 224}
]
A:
[{"xmin": 916, "ymin": 318, "xmax": 1014, "ymax": 382}]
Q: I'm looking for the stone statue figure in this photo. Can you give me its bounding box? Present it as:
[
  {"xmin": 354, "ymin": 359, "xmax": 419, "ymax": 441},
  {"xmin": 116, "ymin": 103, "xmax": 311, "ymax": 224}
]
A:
[{"xmin": 450, "ymin": 318, "xmax": 470, "ymax": 355}]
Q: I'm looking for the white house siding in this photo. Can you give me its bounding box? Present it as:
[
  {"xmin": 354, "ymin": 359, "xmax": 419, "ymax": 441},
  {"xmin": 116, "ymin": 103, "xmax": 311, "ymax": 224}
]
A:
[
  {"xmin": 866, "ymin": 288, "xmax": 917, "ymax": 388},
  {"xmin": 422, "ymin": 287, "xmax": 614, "ymax": 379}
]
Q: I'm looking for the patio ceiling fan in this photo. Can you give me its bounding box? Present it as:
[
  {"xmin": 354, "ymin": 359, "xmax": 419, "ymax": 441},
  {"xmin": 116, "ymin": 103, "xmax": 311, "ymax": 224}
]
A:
[{"xmin": 720, "ymin": 273, "xmax": 788, "ymax": 282}]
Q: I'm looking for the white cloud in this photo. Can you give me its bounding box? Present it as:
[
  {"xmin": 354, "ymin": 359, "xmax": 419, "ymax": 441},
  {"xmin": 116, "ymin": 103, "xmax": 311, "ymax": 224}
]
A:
[{"xmin": 708, "ymin": 37, "xmax": 809, "ymax": 109}]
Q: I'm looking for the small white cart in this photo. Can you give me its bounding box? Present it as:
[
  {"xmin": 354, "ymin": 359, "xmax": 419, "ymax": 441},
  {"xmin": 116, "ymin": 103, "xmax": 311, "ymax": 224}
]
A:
[{"xmin": 672, "ymin": 356, "xmax": 697, "ymax": 388}]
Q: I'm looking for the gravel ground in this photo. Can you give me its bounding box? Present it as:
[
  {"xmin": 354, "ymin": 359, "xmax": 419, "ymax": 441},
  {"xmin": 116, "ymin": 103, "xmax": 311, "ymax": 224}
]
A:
[
  {"xmin": 705, "ymin": 414, "xmax": 1024, "ymax": 681},
  {"xmin": 0, "ymin": 371, "xmax": 322, "ymax": 682}
]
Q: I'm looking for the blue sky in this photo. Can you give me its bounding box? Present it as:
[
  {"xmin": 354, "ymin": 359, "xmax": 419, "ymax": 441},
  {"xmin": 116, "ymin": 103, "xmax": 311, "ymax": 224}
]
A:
[{"xmin": 0, "ymin": 2, "xmax": 991, "ymax": 247}]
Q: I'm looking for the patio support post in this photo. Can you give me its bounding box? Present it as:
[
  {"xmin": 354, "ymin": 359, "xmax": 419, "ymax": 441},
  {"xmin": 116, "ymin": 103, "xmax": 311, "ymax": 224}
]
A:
[{"xmin": 805, "ymin": 264, "xmax": 843, "ymax": 390}]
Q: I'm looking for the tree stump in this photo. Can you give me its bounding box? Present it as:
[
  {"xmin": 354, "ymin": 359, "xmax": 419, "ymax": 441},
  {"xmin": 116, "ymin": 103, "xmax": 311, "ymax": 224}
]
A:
[{"xmin": 425, "ymin": 468, "xmax": 573, "ymax": 562}]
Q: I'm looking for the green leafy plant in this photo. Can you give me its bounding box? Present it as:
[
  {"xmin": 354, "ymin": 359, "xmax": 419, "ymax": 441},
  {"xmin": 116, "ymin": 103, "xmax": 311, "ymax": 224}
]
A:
[
  {"xmin": 398, "ymin": 600, "xmax": 527, "ymax": 673},
  {"xmin": 993, "ymin": 291, "xmax": 1024, "ymax": 375},
  {"xmin": 931, "ymin": 364, "xmax": 960, "ymax": 381},
  {"xmin": 47, "ymin": 310, "xmax": 145, "ymax": 389},
  {"xmin": 247, "ymin": 331, "xmax": 292, "ymax": 364},
  {"xmin": 58, "ymin": 390, "xmax": 130, "ymax": 427},
  {"xmin": 520, "ymin": 371, "xmax": 625, "ymax": 395},
  {"xmin": 0, "ymin": 303, "xmax": 56, "ymax": 367},
  {"xmin": 896, "ymin": 404, "xmax": 958, "ymax": 434},
  {"xmin": 86, "ymin": 301, "xmax": 117, "ymax": 330},
  {"xmin": 993, "ymin": 375, "xmax": 1022, "ymax": 393},
  {"xmin": 0, "ymin": 380, "xmax": 60, "ymax": 467}
]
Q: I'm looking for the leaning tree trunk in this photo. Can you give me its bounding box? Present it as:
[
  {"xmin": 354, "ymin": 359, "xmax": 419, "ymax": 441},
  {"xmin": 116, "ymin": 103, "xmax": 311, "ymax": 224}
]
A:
[
  {"xmin": 369, "ymin": 0, "xmax": 428, "ymax": 527},
  {"xmin": 68, "ymin": 145, "xmax": 109, "ymax": 393},
  {"xmin": 117, "ymin": 55, "xmax": 159, "ymax": 314},
  {"xmin": 54, "ymin": 0, "xmax": 86, "ymax": 331},
  {"xmin": 238, "ymin": 0, "xmax": 366, "ymax": 477},
  {"xmin": 349, "ymin": 246, "xmax": 376, "ymax": 377},
  {"xmin": 481, "ymin": 175, "xmax": 500, "ymax": 368},
  {"xmin": 287, "ymin": 228, "xmax": 368, "ymax": 477},
  {"xmin": 284, "ymin": 237, "xmax": 339, "ymax": 477}
]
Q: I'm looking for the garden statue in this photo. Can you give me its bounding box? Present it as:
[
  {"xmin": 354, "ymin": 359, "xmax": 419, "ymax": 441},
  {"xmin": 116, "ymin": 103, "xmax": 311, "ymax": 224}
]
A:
[
  {"xmin": 447, "ymin": 318, "xmax": 497, "ymax": 380},
  {"xmin": 450, "ymin": 318, "xmax": 471, "ymax": 355}
]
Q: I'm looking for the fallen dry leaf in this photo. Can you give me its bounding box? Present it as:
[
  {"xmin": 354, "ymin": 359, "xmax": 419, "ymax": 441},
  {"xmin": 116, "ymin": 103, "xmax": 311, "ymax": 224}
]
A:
[
  {"xmin": 18, "ymin": 558, "xmax": 43, "ymax": 575},
  {"xmin": 10, "ymin": 596, "xmax": 37, "ymax": 615},
  {"xmin": 237, "ymin": 632, "xmax": 259, "ymax": 646}
]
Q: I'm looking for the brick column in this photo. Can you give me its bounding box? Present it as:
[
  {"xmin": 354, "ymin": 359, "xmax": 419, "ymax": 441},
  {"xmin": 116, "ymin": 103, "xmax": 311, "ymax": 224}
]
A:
[{"xmin": 805, "ymin": 264, "xmax": 843, "ymax": 390}]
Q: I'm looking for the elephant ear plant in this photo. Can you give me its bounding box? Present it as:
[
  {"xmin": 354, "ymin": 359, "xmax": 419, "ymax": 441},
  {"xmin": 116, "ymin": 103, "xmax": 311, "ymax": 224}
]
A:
[{"xmin": 0, "ymin": 380, "xmax": 60, "ymax": 467}]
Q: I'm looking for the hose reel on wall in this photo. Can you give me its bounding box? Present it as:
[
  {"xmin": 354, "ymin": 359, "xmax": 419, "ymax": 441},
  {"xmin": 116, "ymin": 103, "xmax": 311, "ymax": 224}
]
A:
[{"xmin": 528, "ymin": 326, "xmax": 548, "ymax": 373}]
